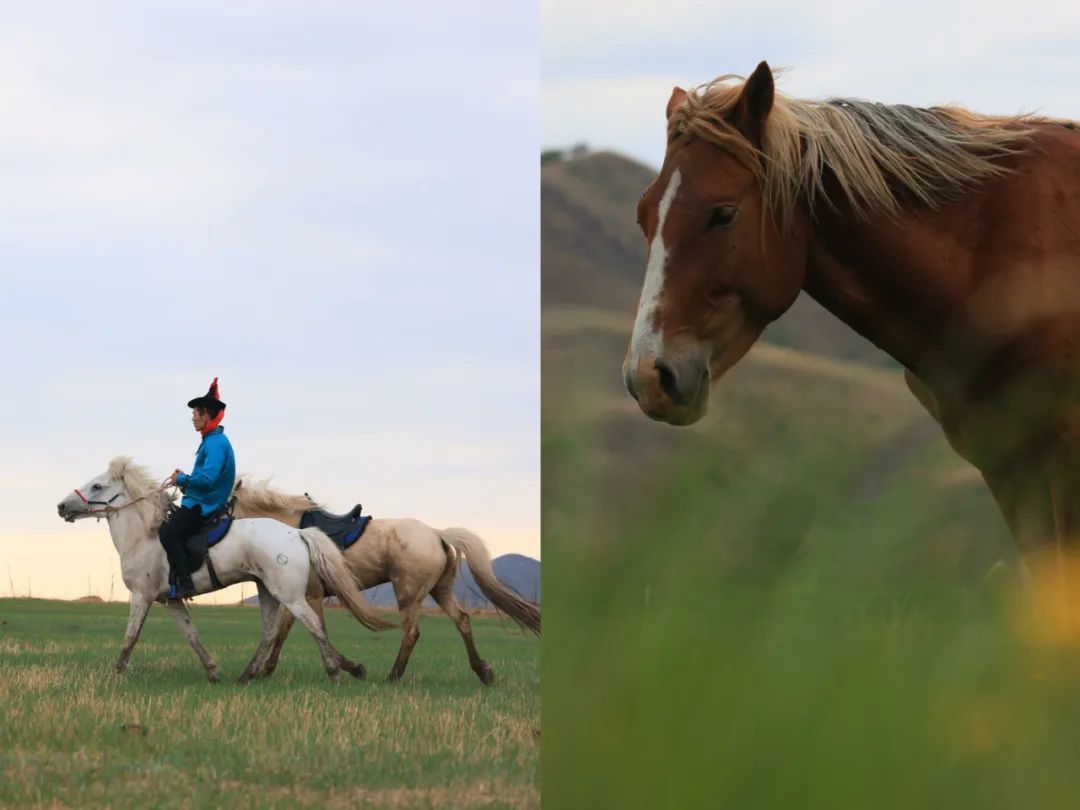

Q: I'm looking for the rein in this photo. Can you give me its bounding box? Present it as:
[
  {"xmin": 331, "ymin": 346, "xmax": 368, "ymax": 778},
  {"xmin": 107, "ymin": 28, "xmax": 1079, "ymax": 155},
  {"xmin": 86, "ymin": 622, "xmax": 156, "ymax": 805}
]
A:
[{"xmin": 73, "ymin": 480, "xmax": 174, "ymax": 519}]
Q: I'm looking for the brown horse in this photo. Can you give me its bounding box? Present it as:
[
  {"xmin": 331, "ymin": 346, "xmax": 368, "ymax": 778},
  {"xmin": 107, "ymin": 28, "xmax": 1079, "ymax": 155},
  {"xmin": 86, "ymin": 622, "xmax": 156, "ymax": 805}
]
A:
[
  {"xmin": 230, "ymin": 478, "xmax": 540, "ymax": 684},
  {"xmin": 623, "ymin": 62, "xmax": 1080, "ymax": 564}
]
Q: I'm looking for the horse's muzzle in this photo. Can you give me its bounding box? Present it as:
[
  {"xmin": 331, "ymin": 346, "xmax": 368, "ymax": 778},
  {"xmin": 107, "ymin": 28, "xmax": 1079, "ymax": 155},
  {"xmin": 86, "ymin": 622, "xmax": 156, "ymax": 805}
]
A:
[
  {"xmin": 57, "ymin": 499, "xmax": 79, "ymax": 522},
  {"xmin": 623, "ymin": 349, "xmax": 710, "ymax": 426}
]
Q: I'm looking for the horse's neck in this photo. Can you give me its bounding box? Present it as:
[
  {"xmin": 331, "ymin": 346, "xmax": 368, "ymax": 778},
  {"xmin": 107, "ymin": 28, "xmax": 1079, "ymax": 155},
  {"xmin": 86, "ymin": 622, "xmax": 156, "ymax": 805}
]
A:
[
  {"xmin": 803, "ymin": 133, "xmax": 1080, "ymax": 385},
  {"xmin": 106, "ymin": 503, "xmax": 156, "ymax": 559},
  {"xmin": 803, "ymin": 198, "xmax": 991, "ymax": 377}
]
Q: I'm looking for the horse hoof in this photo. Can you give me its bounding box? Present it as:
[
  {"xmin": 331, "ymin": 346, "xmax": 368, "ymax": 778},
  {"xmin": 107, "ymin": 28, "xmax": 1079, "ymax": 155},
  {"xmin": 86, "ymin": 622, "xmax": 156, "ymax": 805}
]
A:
[
  {"xmin": 386, "ymin": 670, "xmax": 403, "ymax": 683},
  {"xmin": 327, "ymin": 670, "xmax": 342, "ymax": 685},
  {"xmin": 343, "ymin": 662, "xmax": 367, "ymax": 680},
  {"xmin": 112, "ymin": 665, "xmax": 127, "ymax": 677},
  {"xmin": 207, "ymin": 670, "xmax": 221, "ymax": 684},
  {"xmin": 478, "ymin": 665, "xmax": 496, "ymax": 686}
]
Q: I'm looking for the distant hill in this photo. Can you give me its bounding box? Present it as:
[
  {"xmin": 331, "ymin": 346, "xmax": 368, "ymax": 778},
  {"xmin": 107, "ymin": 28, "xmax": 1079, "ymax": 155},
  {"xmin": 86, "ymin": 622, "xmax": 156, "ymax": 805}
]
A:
[
  {"xmin": 542, "ymin": 151, "xmax": 653, "ymax": 313},
  {"xmin": 362, "ymin": 553, "xmax": 541, "ymax": 609},
  {"xmin": 242, "ymin": 553, "xmax": 540, "ymax": 610},
  {"xmin": 541, "ymin": 150, "xmax": 897, "ymax": 369}
]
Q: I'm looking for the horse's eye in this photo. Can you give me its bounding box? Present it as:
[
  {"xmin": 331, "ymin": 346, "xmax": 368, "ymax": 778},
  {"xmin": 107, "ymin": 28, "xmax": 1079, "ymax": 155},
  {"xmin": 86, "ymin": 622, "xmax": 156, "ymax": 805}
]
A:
[
  {"xmin": 708, "ymin": 205, "xmax": 739, "ymax": 229},
  {"xmin": 708, "ymin": 284, "xmax": 736, "ymax": 304},
  {"xmin": 91, "ymin": 483, "xmax": 102, "ymax": 491}
]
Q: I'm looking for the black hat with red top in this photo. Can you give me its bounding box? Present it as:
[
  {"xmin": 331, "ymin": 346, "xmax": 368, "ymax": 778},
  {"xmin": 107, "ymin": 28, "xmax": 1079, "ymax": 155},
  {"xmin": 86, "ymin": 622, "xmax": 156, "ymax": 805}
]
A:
[{"xmin": 187, "ymin": 377, "xmax": 226, "ymax": 414}]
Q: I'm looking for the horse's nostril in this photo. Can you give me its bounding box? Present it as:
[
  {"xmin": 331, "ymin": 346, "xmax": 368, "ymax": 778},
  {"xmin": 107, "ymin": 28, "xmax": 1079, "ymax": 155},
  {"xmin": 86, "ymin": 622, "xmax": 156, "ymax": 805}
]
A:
[{"xmin": 655, "ymin": 359, "xmax": 685, "ymax": 405}]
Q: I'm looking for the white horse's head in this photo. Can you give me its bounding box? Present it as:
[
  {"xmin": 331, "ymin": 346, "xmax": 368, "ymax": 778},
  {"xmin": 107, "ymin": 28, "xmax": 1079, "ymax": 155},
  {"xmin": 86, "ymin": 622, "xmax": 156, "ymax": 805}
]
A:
[{"xmin": 56, "ymin": 457, "xmax": 161, "ymax": 522}]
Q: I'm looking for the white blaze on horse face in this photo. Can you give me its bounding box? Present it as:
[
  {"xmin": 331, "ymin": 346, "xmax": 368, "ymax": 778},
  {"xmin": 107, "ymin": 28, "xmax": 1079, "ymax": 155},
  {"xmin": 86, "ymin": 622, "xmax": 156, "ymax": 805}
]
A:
[{"xmin": 631, "ymin": 168, "xmax": 682, "ymax": 358}]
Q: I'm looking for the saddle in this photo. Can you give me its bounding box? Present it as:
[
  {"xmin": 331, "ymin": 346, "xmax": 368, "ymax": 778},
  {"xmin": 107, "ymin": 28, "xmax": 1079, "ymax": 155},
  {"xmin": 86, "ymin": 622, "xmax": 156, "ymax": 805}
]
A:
[
  {"xmin": 299, "ymin": 504, "xmax": 371, "ymax": 550},
  {"xmin": 166, "ymin": 506, "xmax": 235, "ymax": 589},
  {"xmin": 191, "ymin": 511, "xmax": 235, "ymax": 550}
]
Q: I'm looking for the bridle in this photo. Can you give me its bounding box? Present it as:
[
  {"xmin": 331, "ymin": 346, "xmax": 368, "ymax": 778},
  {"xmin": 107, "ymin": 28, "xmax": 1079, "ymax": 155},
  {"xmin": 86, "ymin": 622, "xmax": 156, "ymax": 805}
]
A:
[{"xmin": 72, "ymin": 480, "xmax": 174, "ymax": 519}]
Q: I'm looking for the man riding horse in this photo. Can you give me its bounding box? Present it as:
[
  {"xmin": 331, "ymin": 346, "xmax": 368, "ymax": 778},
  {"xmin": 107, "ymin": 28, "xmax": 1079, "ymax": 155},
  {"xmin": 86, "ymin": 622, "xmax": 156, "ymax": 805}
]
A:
[{"xmin": 161, "ymin": 377, "xmax": 236, "ymax": 599}]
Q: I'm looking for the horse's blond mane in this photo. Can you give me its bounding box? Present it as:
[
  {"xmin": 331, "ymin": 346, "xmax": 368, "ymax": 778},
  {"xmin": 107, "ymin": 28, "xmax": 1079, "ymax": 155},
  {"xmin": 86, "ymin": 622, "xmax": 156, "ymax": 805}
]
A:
[
  {"xmin": 108, "ymin": 456, "xmax": 175, "ymax": 529},
  {"xmin": 669, "ymin": 70, "xmax": 1038, "ymax": 229},
  {"xmin": 232, "ymin": 475, "xmax": 319, "ymax": 517}
]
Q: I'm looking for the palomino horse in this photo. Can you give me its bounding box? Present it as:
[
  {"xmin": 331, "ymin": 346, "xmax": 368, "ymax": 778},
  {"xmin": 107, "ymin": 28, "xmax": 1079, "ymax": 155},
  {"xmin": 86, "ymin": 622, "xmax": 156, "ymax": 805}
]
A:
[
  {"xmin": 624, "ymin": 62, "xmax": 1080, "ymax": 564},
  {"xmin": 229, "ymin": 478, "xmax": 540, "ymax": 684},
  {"xmin": 56, "ymin": 458, "xmax": 393, "ymax": 682}
]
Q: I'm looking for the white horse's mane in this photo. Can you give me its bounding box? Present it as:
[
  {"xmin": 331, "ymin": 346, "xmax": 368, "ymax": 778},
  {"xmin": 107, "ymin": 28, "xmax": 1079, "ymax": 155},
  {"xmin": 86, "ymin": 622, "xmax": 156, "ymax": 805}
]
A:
[{"xmin": 108, "ymin": 456, "xmax": 175, "ymax": 529}]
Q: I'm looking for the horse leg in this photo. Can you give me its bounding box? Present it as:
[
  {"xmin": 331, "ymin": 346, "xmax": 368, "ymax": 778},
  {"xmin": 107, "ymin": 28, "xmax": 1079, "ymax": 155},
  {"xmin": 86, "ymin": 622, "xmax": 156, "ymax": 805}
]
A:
[
  {"xmin": 1044, "ymin": 447, "xmax": 1080, "ymax": 614},
  {"xmin": 280, "ymin": 598, "xmax": 347, "ymax": 684},
  {"xmin": 983, "ymin": 456, "xmax": 1080, "ymax": 636},
  {"xmin": 983, "ymin": 463, "xmax": 1054, "ymax": 588},
  {"xmin": 238, "ymin": 582, "xmax": 283, "ymax": 683},
  {"xmin": 254, "ymin": 606, "xmax": 294, "ymax": 679},
  {"xmin": 165, "ymin": 599, "xmax": 220, "ymax": 683},
  {"xmin": 1048, "ymin": 443, "xmax": 1080, "ymax": 549},
  {"xmin": 431, "ymin": 575, "xmax": 495, "ymax": 686},
  {"xmin": 258, "ymin": 579, "xmax": 319, "ymax": 678},
  {"xmin": 309, "ymin": 593, "xmax": 367, "ymax": 680},
  {"xmin": 387, "ymin": 591, "xmax": 422, "ymax": 683},
  {"xmin": 114, "ymin": 593, "xmax": 152, "ymax": 675},
  {"xmin": 257, "ymin": 579, "xmax": 368, "ymax": 679}
]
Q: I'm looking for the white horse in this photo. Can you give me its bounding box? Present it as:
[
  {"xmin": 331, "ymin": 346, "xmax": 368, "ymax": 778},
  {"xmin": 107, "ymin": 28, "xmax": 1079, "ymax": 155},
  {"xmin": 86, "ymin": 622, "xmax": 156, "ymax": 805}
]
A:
[{"xmin": 56, "ymin": 457, "xmax": 393, "ymax": 682}]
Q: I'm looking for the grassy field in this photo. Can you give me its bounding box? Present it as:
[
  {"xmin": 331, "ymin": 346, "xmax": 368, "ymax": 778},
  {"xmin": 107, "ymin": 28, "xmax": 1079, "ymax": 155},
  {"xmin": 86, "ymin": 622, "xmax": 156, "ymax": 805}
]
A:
[
  {"xmin": 0, "ymin": 599, "xmax": 539, "ymax": 809},
  {"xmin": 543, "ymin": 403, "xmax": 1080, "ymax": 809},
  {"xmin": 540, "ymin": 311, "xmax": 1080, "ymax": 808}
]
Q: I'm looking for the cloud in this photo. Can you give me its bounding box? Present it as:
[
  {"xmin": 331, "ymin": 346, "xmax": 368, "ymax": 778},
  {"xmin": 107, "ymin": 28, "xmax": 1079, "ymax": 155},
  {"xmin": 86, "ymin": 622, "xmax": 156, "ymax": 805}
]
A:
[
  {"xmin": 544, "ymin": 74, "xmax": 685, "ymax": 167},
  {"xmin": 544, "ymin": 0, "xmax": 1080, "ymax": 167}
]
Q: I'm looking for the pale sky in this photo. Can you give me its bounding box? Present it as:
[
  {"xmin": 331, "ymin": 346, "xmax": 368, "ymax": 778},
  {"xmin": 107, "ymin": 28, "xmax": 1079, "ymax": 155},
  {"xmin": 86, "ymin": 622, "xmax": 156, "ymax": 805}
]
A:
[
  {"xmin": 544, "ymin": 0, "xmax": 1080, "ymax": 168},
  {"xmin": 0, "ymin": 2, "xmax": 539, "ymax": 603}
]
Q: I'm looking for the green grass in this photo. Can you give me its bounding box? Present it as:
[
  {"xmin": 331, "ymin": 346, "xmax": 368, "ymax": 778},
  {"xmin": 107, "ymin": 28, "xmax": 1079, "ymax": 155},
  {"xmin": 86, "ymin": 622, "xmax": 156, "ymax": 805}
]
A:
[
  {"xmin": 541, "ymin": 323, "xmax": 1080, "ymax": 809},
  {"xmin": 543, "ymin": 419, "xmax": 1080, "ymax": 809},
  {"xmin": 0, "ymin": 599, "xmax": 538, "ymax": 809}
]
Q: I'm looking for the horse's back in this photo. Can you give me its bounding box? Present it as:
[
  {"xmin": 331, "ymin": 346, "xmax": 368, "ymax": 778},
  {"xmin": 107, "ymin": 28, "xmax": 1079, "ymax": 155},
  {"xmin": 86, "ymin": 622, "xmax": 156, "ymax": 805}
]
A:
[
  {"xmin": 221, "ymin": 517, "xmax": 310, "ymax": 571},
  {"xmin": 341, "ymin": 518, "xmax": 447, "ymax": 587}
]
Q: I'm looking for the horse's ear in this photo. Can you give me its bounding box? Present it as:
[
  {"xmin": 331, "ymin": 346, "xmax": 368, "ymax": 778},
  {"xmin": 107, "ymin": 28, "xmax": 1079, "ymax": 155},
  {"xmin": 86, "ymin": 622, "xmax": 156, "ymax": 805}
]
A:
[
  {"xmin": 731, "ymin": 61, "xmax": 775, "ymax": 146},
  {"xmin": 666, "ymin": 87, "xmax": 688, "ymax": 120}
]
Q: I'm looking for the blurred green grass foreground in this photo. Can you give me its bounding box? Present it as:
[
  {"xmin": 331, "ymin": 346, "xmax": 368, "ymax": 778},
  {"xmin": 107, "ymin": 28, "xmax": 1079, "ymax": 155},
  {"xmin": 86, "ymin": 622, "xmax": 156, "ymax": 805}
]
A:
[{"xmin": 541, "ymin": 150, "xmax": 1080, "ymax": 809}]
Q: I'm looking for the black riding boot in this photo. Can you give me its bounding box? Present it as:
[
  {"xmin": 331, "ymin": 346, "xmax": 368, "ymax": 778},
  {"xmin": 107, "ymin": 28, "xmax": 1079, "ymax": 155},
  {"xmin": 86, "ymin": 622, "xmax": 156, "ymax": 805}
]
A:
[
  {"xmin": 159, "ymin": 506, "xmax": 204, "ymax": 600},
  {"xmin": 176, "ymin": 574, "xmax": 196, "ymax": 599}
]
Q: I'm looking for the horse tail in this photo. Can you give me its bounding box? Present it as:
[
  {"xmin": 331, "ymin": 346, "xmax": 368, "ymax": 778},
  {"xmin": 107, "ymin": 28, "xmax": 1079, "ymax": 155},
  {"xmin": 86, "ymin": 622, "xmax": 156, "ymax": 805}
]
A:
[
  {"xmin": 439, "ymin": 527, "xmax": 540, "ymax": 635},
  {"xmin": 298, "ymin": 527, "xmax": 395, "ymax": 632}
]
